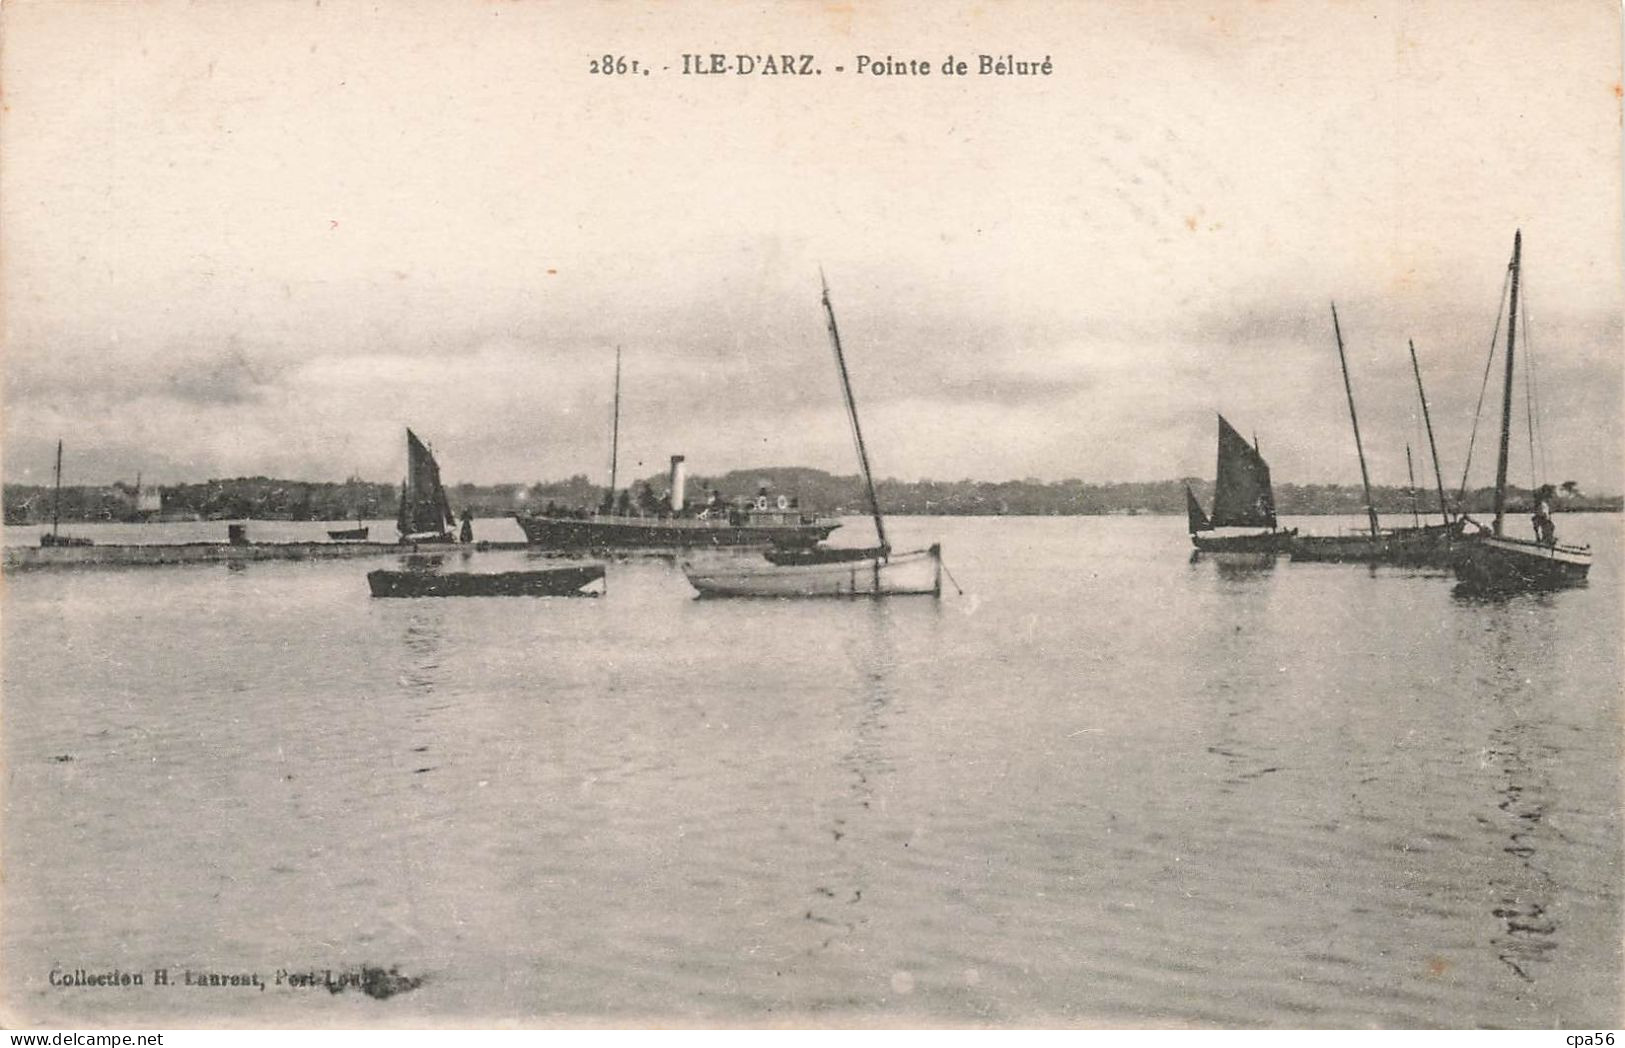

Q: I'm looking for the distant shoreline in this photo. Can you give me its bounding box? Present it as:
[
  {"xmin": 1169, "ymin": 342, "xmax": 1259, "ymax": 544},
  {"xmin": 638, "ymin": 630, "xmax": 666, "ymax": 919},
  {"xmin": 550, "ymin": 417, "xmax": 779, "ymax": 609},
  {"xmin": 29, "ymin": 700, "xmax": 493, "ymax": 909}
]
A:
[{"xmin": 5, "ymin": 467, "xmax": 1620, "ymax": 525}]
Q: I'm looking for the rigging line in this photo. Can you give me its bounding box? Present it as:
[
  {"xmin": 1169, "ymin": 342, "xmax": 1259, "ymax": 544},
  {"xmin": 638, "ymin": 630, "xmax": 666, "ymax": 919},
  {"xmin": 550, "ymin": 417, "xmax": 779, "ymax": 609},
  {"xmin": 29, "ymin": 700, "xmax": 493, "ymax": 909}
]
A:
[
  {"xmin": 1456, "ymin": 264, "xmax": 1513, "ymax": 504},
  {"xmin": 1522, "ymin": 284, "xmax": 1539, "ymax": 487},
  {"xmin": 1521, "ymin": 275, "xmax": 1551, "ymax": 487}
]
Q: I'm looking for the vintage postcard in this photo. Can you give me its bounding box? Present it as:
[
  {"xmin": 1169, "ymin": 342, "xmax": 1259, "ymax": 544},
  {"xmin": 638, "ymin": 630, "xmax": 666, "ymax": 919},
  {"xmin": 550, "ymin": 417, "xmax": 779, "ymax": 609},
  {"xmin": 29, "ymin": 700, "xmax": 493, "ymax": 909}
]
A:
[{"xmin": 2, "ymin": 0, "xmax": 1620, "ymax": 1030}]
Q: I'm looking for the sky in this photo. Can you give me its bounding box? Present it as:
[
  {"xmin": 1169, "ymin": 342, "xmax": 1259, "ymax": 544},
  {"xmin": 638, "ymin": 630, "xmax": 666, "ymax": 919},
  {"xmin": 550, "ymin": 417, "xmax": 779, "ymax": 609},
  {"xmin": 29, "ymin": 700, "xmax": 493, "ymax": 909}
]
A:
[{"xmin": 3, "ymin": 0, "xmax": 1621, "ymax": 494}]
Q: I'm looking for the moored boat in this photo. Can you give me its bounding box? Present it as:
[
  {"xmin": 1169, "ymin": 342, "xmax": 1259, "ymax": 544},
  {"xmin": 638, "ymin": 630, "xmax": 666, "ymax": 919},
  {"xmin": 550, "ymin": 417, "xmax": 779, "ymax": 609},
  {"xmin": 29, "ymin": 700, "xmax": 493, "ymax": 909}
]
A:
[
  {"xmin": 1290, "ymin": 306, "xmax": 1466, "ymax": 566},
  {"xmin": 515, "ymin": 350, "xmax": 837, "ymax": 551},
  {"xmin": 682, "ymin": 274, "xmax": 943, "ymax": 599},
  {"xmin": 367, "ymin": 564, "xmax": 605, "ymax": 597},
  {"xmin": 1187, "ymin": 415, "xmax": 1295, "ymax": 555},
  {"xmin": 516, "ymin": 462, "xmax": 838, "ymax": 550},
  {"xmin": 686, "ymin": 544, "xmax": 940, "ymax": 598},
  {"xmin": 396, "ymin": 429, "xmax": 456, "ymax": 545},
  {"xmin": 1452, "ymin": 231, "xmax": 1590, "ymax": 593},
  {"xmin": 328, "ymin": 526, "xmax": 369, "ymax": 541}
]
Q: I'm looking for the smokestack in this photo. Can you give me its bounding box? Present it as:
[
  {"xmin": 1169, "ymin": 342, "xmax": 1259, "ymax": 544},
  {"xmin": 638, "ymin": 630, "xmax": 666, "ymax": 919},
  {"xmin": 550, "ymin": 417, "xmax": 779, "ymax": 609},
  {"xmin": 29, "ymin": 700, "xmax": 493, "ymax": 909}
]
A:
[{"xmin": 669, "ymin": 455, "xmax": 687, "ymax": 512}]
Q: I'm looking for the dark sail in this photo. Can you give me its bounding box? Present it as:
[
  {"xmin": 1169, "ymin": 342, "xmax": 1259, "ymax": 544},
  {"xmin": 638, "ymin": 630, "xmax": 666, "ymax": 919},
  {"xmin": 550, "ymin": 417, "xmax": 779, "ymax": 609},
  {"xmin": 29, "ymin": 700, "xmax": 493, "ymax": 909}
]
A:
[
  {"xmin": 398, "ymin": 428, "xmax": 455, "ymax": 538},
  {"xmin": 1211, "ymin": 415, "xmax": 1277, "ymax": 529},
  {"xmin": 1185, "ymin": 484, "xmax": 1212, "ymax": 533}
]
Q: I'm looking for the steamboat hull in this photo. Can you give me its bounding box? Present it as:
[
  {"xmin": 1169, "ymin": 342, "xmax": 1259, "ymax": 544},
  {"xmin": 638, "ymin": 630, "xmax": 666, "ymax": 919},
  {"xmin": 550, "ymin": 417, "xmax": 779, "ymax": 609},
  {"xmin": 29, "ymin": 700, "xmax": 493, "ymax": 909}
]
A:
[
  {"xmin": 1453, "ymin": 535, "xmax": 1590, "ymax": 593},
  {"xmin": 515, "ymin": 513, "xmax": 837, "ymax": 551},
  {"xmin": 684, "ymin": 546, "xmax": 941, "ymax": 598}
]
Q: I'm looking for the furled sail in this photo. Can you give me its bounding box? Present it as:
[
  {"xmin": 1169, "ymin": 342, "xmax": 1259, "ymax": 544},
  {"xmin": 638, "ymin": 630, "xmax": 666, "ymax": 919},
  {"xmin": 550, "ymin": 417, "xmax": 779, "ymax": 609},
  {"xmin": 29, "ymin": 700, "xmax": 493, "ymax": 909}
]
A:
[
  {"xmin": 398, "ymin": 428, "xmax": 455, "ymax": 537},
  {"xmin": 1185, "ymin": 484, "xmax": 1213, "ymax": 533},
  {"xmin": 1211, "ymin": 415, "xmax": 1277, "ymax": 529}
]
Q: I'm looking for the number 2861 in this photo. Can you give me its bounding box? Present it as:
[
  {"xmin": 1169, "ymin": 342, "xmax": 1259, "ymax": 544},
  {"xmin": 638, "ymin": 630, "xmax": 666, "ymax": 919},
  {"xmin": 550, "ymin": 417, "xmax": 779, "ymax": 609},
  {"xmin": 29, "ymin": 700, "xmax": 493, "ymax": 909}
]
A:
[{"xmin": 590, "ymin": 55, "xmax": 643, "ymax": 75}]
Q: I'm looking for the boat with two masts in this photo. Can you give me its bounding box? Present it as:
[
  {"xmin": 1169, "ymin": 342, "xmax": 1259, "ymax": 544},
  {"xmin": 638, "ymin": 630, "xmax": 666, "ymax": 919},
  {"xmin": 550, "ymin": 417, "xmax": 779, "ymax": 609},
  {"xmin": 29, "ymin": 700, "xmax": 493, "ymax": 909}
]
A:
[
  {"xmin": 682, "ymin": 275, "xmax": 943, "ymax": 598},
  {"xmin": 1453, "ymin": 231, "xmax": 1591, "ymax": 593},
  {"xmin": 1186, "ymin": 415, "xmax": 1295, "ymax": 555},
  {"xmin": 1291, "ymin": 305, "xmax": 1462, "ymax": 565}
]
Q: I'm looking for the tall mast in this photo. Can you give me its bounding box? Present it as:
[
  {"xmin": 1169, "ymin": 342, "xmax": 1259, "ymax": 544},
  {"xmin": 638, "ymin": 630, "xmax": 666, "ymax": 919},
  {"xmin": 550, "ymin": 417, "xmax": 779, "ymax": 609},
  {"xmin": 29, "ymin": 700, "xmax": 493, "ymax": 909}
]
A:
[
  {"xmin": 51, "ymin": 438, "xmax": 63, "ymax": 540},
  {"xmin": 820, "ymin": 271, "xmax": 888, "ymax": 553},
  {"xmin": 1492, "ymin": 230, "xmax": 1521, "ymax": 537},
  {"xmin": 608, "ymin": 346, "xmax": 622, "ymax": 504},
  {"xmin": 1406, "ymin": 444, "xmax": 1420, "ymax": 527},
  {"xmin": 1408, "ymin": 339, "xmax": 1451, "ymax": 524},
  {"xmin": 1330, "ymin": 303, "xmax": 1380, "ymax": 536},
  {"xmin": 397, "ymin": 428, "xmax": 411, "ymax": 536}
]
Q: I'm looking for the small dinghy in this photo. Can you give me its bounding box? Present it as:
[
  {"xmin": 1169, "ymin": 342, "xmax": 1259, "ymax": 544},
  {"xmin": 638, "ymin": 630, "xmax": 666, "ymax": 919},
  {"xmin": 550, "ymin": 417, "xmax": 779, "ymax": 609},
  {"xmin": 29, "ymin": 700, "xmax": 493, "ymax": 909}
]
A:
[{"xmin": 367, "ymin": 565, "xmax": 605, "ymax": 598}]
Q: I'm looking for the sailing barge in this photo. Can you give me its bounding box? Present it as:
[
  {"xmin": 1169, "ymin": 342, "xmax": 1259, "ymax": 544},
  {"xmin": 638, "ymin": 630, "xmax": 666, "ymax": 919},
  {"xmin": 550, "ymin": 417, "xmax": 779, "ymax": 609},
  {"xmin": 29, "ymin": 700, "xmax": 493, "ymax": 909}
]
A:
[
  {"xmin": 1186, "ymin": 415, "xmax": 1295, "ymax": 554},
  {"xmin": 1291, "ymin": 305, "xmax": 1463, "ymax": 566}
]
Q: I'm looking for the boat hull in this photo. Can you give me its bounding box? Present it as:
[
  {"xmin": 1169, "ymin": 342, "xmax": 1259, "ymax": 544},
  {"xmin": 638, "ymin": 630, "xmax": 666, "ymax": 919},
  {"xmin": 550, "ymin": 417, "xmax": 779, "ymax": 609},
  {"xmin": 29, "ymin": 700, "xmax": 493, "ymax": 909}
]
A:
[
  {"xmin": 1453, "ymin": 535, "xmax": 1591, "ymax": 593},
  {"xmin": 1291, "ymin": 521, "xmax": 1464, "ymax": 566},
  {"xmin": 683, "ymin": 546, "xmax": 941, "ymax": 598},
  {"xmin": 1190, "ymin": 529, "xmax": 1296, "ymax": 554},
  {"xmin": 328, "ymin": 527, "xmax": 369, "ymax": 541},
  {"xmin": 515, "ymin": 513, "xmax": 837, "ymax": 551},
  {"xmin": 367, "ymin": 565, "xmax": 605, "ymax": 597}
]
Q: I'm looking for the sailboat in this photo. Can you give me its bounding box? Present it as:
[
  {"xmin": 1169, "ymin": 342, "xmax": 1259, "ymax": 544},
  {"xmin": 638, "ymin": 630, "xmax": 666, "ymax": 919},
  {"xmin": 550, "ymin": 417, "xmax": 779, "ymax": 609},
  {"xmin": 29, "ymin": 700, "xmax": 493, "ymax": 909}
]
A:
[
  {"xmin": 1186, "ymin": 415, "xmax": 1295, "ymax": 554},
  {"xmin": 395, "ymin": 428, "xmax": 456, "ymax": 544},
  {"xmin": 681, "ymin": 275, "xmax": 943, "ymax": 598},
  {"xmin": 1382, "ymin": 339, "xmax": 1466, "ymax": 566},
  {"xmin": 1454, "ymin": 231, "xmax": 1590, "ymax": 592},
  {"xmin": 38, "ymin": 440, "xmax": 93, "ymax": 548},
  {"xmin": 1290, "ymin": 304, "xmax": 1399, "ymax": 563}
]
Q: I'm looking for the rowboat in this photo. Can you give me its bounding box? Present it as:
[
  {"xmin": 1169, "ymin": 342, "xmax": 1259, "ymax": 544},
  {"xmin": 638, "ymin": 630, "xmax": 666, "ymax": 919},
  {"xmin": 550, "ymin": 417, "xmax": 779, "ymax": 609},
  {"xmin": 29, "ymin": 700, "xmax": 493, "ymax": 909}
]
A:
[{"xmin": 367, "ymin": 565, "xmax": 605, "ymax": 598}]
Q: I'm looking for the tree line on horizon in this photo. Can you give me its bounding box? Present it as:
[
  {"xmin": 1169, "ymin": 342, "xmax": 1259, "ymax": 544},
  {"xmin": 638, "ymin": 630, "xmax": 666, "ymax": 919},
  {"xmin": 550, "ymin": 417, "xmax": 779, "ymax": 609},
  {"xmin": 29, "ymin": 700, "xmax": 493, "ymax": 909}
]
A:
[{"xmin": 4, "ymin": 467, "xmax": 1618, "ymax": 524}]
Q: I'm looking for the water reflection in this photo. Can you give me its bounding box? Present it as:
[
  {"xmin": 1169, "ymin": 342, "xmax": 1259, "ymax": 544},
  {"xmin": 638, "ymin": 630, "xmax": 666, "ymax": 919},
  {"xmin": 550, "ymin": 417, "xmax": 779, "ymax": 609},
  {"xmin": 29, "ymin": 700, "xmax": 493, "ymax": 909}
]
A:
[
  {"xmin": 396, "ymin": 608, "xmax": 446, "ymax": 698},
  {"xmin": 803, "ymin": 601, "xmax": 900, "ymax": 956},
  {"xmin": 1474, "ymin": 599, "xmax": 1562, "ymax": 984}
]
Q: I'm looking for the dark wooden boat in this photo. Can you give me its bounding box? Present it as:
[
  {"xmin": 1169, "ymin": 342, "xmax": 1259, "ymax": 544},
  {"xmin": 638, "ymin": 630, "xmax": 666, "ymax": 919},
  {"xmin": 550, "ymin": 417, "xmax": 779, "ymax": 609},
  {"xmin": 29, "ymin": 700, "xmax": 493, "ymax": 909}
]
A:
[
  {"xmin": 396, "ymin": 429, "xmax": 457, "ymax": 544},
  {"xmin": 1289, "ymin": 308, "xmax": 1465, "ymax": 566},
  {"xmin": 1382, "ymin": 342, "xmax": 1468, "ymax": 568},
  {"xmin": 328, "ymin": 526, "xmax": 369, "ymax": 541},
  {"xmin": 367, "ymin": 565, "xmax": 605, "ymax": 597},
  {"xmin": 1453, "ymin": 231, "xmax": 1590, "ymax": 593},
  {"xmin": 1187, "ymin": 415, "xmax": 1295, "ymax": 554}
]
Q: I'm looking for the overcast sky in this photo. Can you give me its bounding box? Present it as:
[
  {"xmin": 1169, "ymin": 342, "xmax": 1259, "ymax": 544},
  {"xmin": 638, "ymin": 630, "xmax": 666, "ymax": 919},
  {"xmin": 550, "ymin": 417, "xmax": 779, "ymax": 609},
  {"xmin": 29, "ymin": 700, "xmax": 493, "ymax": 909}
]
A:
[{"xmin": 4, "ymin": 0, "xmax": 1620, "ymax": 493}]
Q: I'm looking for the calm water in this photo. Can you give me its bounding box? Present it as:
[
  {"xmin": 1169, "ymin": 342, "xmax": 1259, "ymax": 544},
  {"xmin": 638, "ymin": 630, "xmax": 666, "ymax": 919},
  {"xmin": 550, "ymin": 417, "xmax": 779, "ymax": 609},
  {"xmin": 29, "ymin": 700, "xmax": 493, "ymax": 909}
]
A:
[{"xmin": 3, "ymin": 515, "xmax": 1620, "ymax": 1028}]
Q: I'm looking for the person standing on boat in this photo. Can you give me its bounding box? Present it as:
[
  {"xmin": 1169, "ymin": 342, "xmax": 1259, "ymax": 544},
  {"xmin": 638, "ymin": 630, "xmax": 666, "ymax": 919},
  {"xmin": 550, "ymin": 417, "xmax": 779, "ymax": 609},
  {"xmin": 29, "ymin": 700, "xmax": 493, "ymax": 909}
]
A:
[
  {"xmin": 459, "ymin": 507, "xmax": 474, "ymax": 544},
  {"xmin": 1531, "ymin": 485, "xmax": 1556, "ymax": 545}
]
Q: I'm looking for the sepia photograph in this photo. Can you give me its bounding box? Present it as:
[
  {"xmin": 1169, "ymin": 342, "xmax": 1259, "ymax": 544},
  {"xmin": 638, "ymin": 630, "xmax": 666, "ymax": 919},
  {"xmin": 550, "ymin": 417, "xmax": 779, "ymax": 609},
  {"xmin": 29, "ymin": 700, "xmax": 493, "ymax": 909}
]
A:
[{"xmin": 2, "ymin": 0, "xmax": 1620, "ymax": 1030}]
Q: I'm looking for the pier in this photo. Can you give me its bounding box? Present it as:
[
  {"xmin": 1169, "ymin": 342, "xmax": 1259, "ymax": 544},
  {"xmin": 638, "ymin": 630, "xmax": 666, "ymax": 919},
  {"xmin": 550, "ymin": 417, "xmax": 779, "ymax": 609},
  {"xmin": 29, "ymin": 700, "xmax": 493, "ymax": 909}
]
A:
[{"xmin": 2, "ymin": 540, "xmax": 533, "ymax": 572}]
